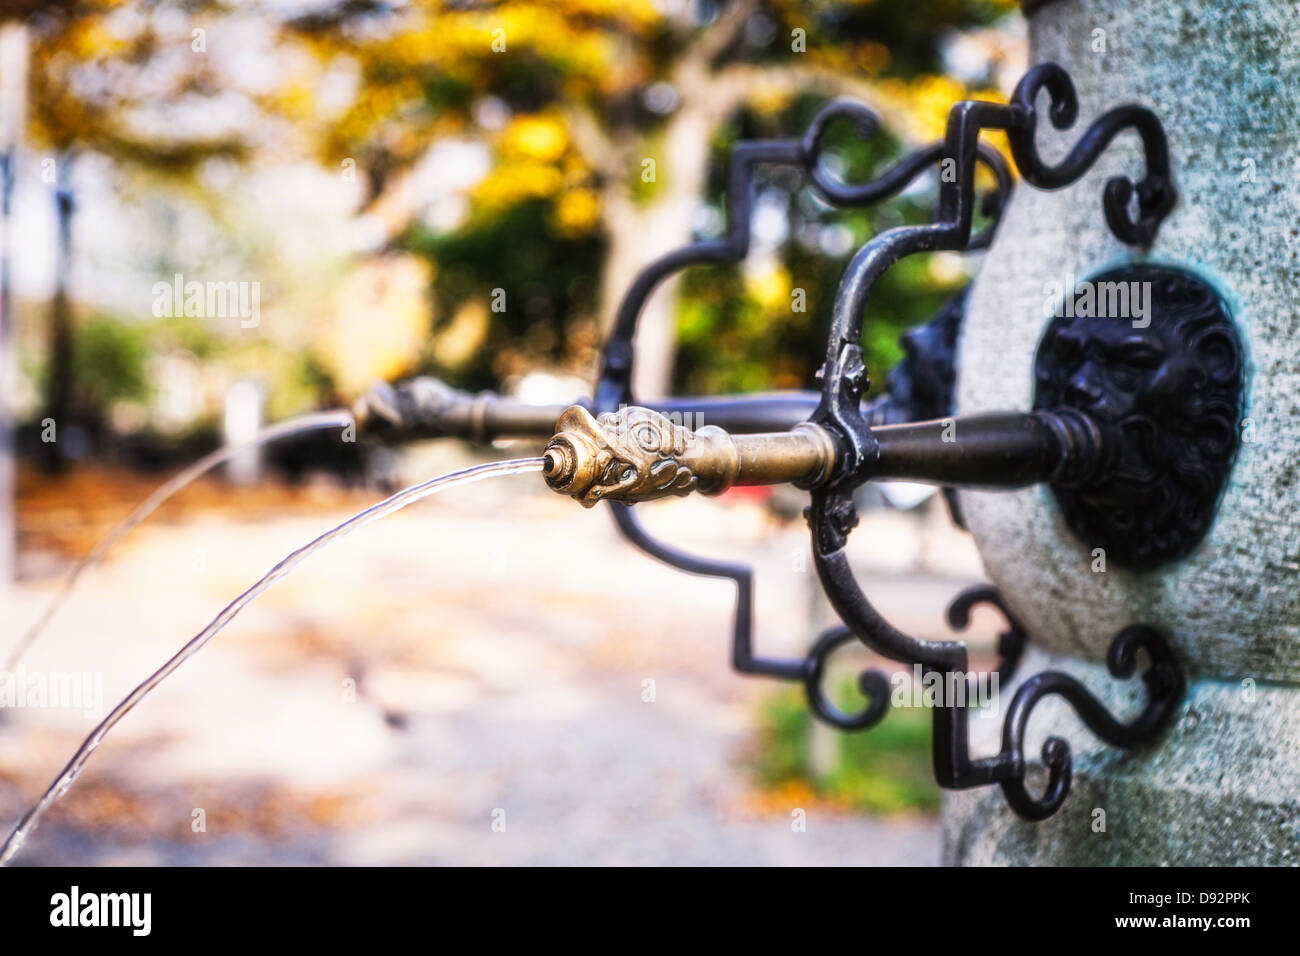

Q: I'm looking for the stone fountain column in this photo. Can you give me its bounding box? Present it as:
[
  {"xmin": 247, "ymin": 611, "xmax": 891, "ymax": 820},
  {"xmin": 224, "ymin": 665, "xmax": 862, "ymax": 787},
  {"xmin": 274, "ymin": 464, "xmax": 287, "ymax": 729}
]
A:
[{"xmin": 945, "ymin": 0, "xmax": 1300, "ymax": 864}]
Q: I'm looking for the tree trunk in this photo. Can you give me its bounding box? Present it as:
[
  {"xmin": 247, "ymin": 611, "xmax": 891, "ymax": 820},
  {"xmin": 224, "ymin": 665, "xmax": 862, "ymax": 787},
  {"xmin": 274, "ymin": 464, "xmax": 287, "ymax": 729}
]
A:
[
  {"xmin": 42, "ymin": 155, "xmax": 74, "ymax": 473},
  {"xmin": 598, "ymin": 99, "xmax": 720, "ymax": 400}
]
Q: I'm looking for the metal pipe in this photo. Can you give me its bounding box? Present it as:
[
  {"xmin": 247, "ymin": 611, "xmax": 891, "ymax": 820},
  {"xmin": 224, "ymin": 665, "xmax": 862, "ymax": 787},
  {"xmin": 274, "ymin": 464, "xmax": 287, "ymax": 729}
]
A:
[
  {"xmin": 352, "ymin": 378, "xmax": 562, "ymax": 442},
  {"xmin": 866, "ymin": 409, "xmax": 1107, "ymax": 489},
  {"xmin": 353, "ymin": 376, "xmax": 839, "ymax": 442},
  {"xmin": 541, "ymin": 404, "xmax": 1111, "ymax": 507}
]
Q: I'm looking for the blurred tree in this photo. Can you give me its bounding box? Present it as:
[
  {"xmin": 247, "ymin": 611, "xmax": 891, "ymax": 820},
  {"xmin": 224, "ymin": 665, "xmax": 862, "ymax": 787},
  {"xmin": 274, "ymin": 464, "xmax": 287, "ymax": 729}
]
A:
[
  {"xmin": 23, "ymin": 0, "xmax": 252, "ymax": 467},
  {"xmin": 72, "ymin": 313, "xmax": 150, "ymax": 410},
  {"xmin": 286, "ymin": 0, "xmax": 1018, "ymax": 397}
]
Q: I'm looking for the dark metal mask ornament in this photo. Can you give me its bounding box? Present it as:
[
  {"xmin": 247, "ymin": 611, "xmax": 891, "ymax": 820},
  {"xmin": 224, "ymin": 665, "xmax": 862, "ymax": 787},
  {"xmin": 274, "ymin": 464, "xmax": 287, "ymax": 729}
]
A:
[
  {"xmin": 542, "ymin": 63, "xmax": 1243, "ymax": 822},
  {"xmin": 1034, "ymin": 265, "xmax": 1244, "ymax": 568}
]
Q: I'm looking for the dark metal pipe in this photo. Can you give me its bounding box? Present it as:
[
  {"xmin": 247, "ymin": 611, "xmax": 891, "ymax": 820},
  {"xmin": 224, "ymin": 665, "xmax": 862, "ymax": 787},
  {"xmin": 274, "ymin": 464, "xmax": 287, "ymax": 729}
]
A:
[
  {"xmin": 869, "ymin": 413, "xmax": 1055, "ymax": 488},
  {"xmin": 866, "ymin": 410, "xmax": 1108, "ymax": 489},
  {"xmin": 653, "ymin": 392, "xmax": 823, "ymax": 433},
  {"xmin": 355, "ymin": 377, "xmax": 838, "ymax": 442}
]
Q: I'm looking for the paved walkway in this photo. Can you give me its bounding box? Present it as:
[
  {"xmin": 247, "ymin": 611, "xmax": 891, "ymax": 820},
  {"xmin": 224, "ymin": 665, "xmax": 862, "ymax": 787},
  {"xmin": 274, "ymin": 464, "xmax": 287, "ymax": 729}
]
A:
[{"xmin": 0, "ymin": 452, "xmax": 995, "ymax": 865}]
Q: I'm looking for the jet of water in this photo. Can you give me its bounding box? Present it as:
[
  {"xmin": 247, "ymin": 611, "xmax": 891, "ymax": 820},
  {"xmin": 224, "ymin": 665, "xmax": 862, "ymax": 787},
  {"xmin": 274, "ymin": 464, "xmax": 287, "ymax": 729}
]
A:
[
  {"xmin": 0, "ymin": 456, "xmax": 544, "ymax": 866},
  {"xmin": 2, "ymin": 409, "xmax": 355, "ymax": 672}
]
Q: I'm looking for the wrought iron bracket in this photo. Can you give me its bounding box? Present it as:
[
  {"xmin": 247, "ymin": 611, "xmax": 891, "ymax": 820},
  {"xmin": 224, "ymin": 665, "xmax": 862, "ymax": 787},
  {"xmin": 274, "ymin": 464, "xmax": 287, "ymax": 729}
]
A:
[
  {"xmin": 593, "ymin": 98, "xmax": 1012, "ymax": 412},
  {"xmin": 807, "ymin": 63, "xmax": 1187, "ymax": 819},
  {"xmin": 594, "ymin": 98, "xmax": 1014, "ymax": 731}
]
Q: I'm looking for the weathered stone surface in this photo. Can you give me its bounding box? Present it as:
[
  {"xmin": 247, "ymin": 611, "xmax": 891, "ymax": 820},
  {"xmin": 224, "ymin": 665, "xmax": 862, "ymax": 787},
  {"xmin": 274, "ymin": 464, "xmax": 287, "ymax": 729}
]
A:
[
  {"xmin": 947, "ymin": 0, "xmax": 1300, "ymax": 864},
  {"xmin": 958, "ymin": 0, "xmax": 1300, "ymax": 683}
]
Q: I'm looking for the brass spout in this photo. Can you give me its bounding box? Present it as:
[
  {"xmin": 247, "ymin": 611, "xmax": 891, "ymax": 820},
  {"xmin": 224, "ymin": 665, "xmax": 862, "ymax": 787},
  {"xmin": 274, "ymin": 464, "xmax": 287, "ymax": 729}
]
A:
[{"xmin": 542, "ymin": 405, "xmax": 836, "ymax": 507}]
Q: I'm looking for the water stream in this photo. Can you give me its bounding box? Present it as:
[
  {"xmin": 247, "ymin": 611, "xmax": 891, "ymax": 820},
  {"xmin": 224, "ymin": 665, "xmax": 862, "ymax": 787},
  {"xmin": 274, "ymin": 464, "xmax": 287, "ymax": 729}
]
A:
[
  {"xmin": 0, "ymin": 456, "xmax": 544, "ymax": 866},
  {"xmin": 3, "ymin": 410, "xmax": 355, "ymax": 672}
]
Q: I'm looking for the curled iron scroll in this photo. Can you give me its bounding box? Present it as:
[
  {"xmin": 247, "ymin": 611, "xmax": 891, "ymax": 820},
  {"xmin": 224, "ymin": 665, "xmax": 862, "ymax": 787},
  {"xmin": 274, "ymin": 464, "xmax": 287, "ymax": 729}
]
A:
[
  {"xmin": 998, "ymin": 626, "xmax": 1182, "ymax": 820},
  {"xmin": 802, "ymin": 99, "xmax": 1006, "ymax": 246},
  {"xmin": 1008, "ymin": 63, "xmax": 1175, "ymax": 245}
]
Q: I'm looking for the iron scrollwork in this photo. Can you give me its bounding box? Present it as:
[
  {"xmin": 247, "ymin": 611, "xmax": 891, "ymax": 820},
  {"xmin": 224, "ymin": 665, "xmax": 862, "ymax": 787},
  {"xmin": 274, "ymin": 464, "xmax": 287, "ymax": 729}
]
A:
[
  {"xmin": 808, "ymin": 63, "xmax": 1188, "ymax": 819},
  {"xmin": 593, "ymin": 97, "xmax": 1015, "ymax": 732}
]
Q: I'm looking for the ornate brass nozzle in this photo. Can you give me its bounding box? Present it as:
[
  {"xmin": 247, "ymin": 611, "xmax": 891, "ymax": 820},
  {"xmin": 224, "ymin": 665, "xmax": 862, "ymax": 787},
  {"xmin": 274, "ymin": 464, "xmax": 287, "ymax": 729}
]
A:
[{"xmin": 542, "ymin": 405, "xmax": 836, "ymax": 507}]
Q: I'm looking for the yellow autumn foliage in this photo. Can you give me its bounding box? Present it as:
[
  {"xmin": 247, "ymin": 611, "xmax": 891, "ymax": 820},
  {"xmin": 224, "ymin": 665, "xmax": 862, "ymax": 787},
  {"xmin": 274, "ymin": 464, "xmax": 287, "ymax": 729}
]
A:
[
  {"xmin": 431, "ymin": 299, "xmax": 491, "ymax": 370},
  {"xmin": 318, "ymin": 256, "xmax": 432, "ymax": 395},
  {"xmin": 500, "ymin": 114, "xmax": 569, "ymax": 162},
  {"xmin": 472, "ymin": 158, "xmax": 566, "ymax": 209},
  {"xmin": 473, "ymin": 113, "xmax": 594, "ymax": 219},
  {"xmin": 747, "ymin": 265, "xmax": 792, "ymax": 315},
  {"xmin": 551, "ymin": 187, "xmax": 601, "ymax": 235}
]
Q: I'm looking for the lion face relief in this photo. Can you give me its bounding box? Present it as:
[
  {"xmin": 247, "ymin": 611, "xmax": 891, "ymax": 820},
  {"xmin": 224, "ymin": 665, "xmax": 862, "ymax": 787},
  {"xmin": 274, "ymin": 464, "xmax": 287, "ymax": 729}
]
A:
[{"xmin": 1033, "ymin": 266, "xmax": 1245, "ymax": 569}]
